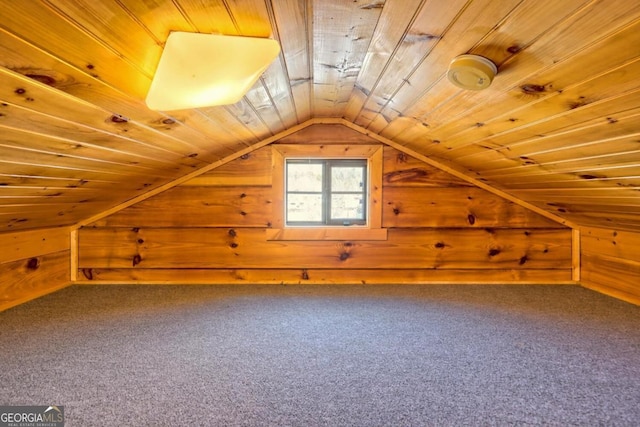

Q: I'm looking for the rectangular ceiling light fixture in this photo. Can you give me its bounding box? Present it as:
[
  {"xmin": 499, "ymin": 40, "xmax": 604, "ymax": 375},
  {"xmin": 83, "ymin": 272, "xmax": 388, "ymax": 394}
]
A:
[{"xmin": 146, "ymin": 32, "xmax": 281, "ymax": 111}]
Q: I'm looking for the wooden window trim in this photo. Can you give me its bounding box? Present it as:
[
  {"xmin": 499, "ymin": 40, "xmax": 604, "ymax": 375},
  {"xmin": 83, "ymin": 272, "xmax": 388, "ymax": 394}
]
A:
[{"xmin": 269, "ymin": 144, "xmax": 386, "ymax": 241}]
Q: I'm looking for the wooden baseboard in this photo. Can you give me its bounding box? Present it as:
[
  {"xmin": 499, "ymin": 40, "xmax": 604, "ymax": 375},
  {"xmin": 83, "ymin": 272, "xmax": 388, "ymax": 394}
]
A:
[
  {"xmin": 581, "ymin": 281, "xmax": 640, "ymax": 306},
  {"xmin": 74, "ymin": 280, "xmax": 578, "ymax": 286},
  {"xmin": 0, "ymin": 282, "xmax": 71, "ymax": 313}
]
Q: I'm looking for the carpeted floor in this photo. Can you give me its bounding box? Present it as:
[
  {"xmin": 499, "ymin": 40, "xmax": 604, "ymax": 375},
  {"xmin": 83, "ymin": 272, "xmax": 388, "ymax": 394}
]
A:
[{"xmin": 0, "ymin": 284, "xmax": 639, "ymax": 426}]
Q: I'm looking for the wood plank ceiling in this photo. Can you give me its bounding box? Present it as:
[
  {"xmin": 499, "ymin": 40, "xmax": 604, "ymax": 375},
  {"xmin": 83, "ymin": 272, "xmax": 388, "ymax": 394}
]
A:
[{"xmin": 0, "ymin": 0, "xmax": 638, "ymax": 232}]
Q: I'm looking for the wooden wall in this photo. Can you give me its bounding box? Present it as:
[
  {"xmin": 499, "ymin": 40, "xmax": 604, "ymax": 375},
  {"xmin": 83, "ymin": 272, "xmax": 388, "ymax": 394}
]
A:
[
  {"xmin": 581, "ymin": 227, "xmax": 640, "ymax": 306},
  {"xmin": 77, "ymin": 125, "xmax": 573, "ymax": 285},
  {"xmin": 0, "ymin": 227, "xmax": 70, "ymax": 311}
]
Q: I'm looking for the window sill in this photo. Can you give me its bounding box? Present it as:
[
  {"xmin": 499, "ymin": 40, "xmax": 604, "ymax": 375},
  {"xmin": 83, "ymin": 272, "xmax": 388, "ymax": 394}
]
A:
[{"xmin": 266, "ymin": 227, "xmax": 388, "ymax": 241}]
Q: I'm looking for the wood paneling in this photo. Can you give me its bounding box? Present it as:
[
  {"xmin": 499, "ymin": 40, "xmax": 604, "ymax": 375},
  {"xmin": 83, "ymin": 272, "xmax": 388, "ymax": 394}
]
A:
[
  {"xmin": 79, "ymin": 126, "xmax": 572, "ymax": 284},
  {"xmin": 91, "ymin": 186, "xmax": 273, "ymax": 228},
  {"xmin": 0, "ymin": 227, "xmax": 70, "ymax": 264},
  {"xmin": 312, "ymin": 0, "xmax": 382, "ymax": 117},
  {"xmin": 181, "ymin": 149, "xmax": 273, "ymax": 187},
  {"xmin": 0, "ymin": 249, "xmax": 70, "ymax": 312},
  {"xmin": 383, "ymin": 147, "xmax": 472, "ymax": 188},
  {"xmin": 77, "ymin": 268, "xmax": 572, "ymax": 285},
  {"xmin": 382, "ymin": 187, "xmax": 564, "ymax": 228},
  {"xmin": 277, "ymin": 123, "xmax": 380, "ymax": 145},
  {"xmin": 269, "ymin": 0, "xmax": 312, "ymax": 123},
  {"xmin": 0, "ymin": 0, "xmax": 638, "ymax": 236},
  {"xmin": 0, "ymin": 0, "xmax": 638, "ymax": 304},
  {"xmin": 78, "ymin": 227, "xmax": 571, "ymax": 270},
  {"xmin": 581, "ymin": 227, "xmax": 640, "ymax": 305},
  {"xmin": 74, "ymin": 121, "xmax": 314, "ymax": 229},
  {"xmin": 0, "ymin": 227, "xmax": 71, "ymax": 310},
  {"xmin": 351, "ymin": 0, "xmax": 523, "ymax": 128}
]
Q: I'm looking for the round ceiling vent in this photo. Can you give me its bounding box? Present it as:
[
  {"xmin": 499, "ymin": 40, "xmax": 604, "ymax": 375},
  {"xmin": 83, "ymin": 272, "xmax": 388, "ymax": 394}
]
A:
[{"xmin": 447, "ymin": 54, "xmax": 497, "ymax": 90}]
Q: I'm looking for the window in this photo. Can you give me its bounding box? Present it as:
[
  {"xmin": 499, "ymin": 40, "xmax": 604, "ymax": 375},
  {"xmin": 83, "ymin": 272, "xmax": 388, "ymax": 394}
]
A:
[
  {"xmin": 286, "ymin": 159, "xmax": 367, "ymax": 226},
  {"xmin": 269, "ymin": 144, "xmax": 386, "ymax": 241}
]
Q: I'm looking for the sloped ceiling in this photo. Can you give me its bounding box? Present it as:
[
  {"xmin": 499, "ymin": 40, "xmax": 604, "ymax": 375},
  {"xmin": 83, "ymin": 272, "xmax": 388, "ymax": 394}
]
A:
[{"xmin": 0, "ymin": 0, "xmax": 638, "ymax": 233}]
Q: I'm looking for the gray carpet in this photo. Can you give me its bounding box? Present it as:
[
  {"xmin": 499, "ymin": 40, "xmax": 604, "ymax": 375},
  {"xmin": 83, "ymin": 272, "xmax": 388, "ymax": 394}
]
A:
[{"xmin": 0, "ymin": 284, "xmax": 639, "ymax": 426}]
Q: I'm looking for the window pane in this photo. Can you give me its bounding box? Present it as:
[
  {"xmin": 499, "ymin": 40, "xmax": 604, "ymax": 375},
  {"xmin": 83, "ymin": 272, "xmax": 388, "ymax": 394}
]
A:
[
  {"xmin": 331, "ymin": 194, "xmax": 364, "ymax": 220},
  {"xmin": 331, "ymin": 165, "xmax": 364, "ymax": 192},
  {"xmin": 287, "ymin": 163, "xmax": 323, "ymax": 192},
  {"xmin": 287, "ymin": 193, "xmax": 323, "ymax": 222}
]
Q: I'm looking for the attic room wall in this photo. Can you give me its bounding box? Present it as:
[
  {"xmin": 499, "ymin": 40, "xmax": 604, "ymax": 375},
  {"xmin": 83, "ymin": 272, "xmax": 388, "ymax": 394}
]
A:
[
  {"xmin": 76, "ymin": 125, "xmax": 572, "ymax": 284},
  {"xmin": 581, "ymin": 227, "xmax": 640, "ymax": 306},
  {"xmin": 0, "ymin": 227, "xmax": 70, "ymax": 311}
]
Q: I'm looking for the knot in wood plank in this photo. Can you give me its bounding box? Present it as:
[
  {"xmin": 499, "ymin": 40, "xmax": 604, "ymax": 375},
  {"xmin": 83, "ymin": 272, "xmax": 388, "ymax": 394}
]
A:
[
  {"xmin": 26, "ymin": 257, "xmax": 40, "ymax": 270},
  {"xmin": 132, "ymin": 254, "xmax": 142, "ymax": 267}
]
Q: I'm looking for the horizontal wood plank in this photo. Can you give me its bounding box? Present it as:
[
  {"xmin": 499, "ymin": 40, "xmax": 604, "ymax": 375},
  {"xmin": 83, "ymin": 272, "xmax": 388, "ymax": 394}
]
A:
[
  {"xmin": 582, "ymin": 253, "xmax": 640, "ymax": 306},
  {"xmin": 580, "ymin": 226, "xmax": 640, "ymax": 305},
  {"xmin": 276, "ymin": 123, "xmax": 381, "ymax": 145},
  {"xmin": 0, "ymin": 227, "xmax": 70, "ymax": 264},
  {"xmin": 382, "ymin": 187, "xmax": 565, "ymax": 228},
  {"xmin": 76, "ymin": 267, "xmax": 573, "ymax": 285},
  {"xmin": 382, "ymin": 147, "xmax": 472, "ymax": 187},
  {"xmin": 0, "ymin": 250, "xmax": 70, "ymax": 312},
  {"xmin": 0, "ymin": 203, "xmax": 115, "ymax": 231},
  {"xmin": 266, "ymin": 227, "xmax": 388, "ymax": 241},
  {"xmin": 449, "ymin": 104, "xmax": 640, "ymax": 161},
  {"xmin": 581, "ymin": 227, "xmax": 640, "ymax": 260},
  {"xmin": 89, "ymin": 186, "xmax": 273, "ymax": 228},
  {"xmin": 78, "ymin": 227, "xmax": 572, "ymax": 270},
  {"xmin": 272, "ymin": 143, "xmax": 382, "ymax": 158},
  {"xmin": 179, "ymin": 147, "xmax": 273, "ymax": 187}
]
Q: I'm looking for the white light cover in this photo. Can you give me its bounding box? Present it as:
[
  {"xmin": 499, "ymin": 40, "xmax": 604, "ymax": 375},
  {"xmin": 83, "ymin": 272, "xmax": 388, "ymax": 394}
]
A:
[{"xmin": 146, "ymin": 32, "xmax": 281, "ymax": 111}]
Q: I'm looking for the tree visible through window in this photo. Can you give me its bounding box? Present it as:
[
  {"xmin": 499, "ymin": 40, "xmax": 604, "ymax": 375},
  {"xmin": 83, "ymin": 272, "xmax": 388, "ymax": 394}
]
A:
[{"xmin": 286, "ymin": 159, "xmax": 367, "ymax": 226}]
